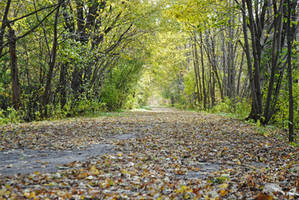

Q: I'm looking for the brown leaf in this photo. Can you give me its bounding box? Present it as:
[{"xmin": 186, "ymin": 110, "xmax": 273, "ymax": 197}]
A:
[{"xmin": 255, "ymin": 192, "xmax": 273, "ymax": 200}]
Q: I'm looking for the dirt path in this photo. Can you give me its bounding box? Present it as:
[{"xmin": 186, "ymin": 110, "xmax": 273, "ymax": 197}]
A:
[{"xmin": 0, "ymin": 108, "xmax": 297, "ymax": 199}]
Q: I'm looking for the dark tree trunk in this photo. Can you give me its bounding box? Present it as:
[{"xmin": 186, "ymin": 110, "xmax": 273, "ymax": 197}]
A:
[
  {"xmin": 42, "ymin": 1, "xmax": 61, "ymax": 117},
  {"xmin": 211, "ymin": 72, "xmax": 216, "ymax": 107},
  {"xmin": 0, "ymin": 0, "xmax": 11, "ymax": 57},
  {"xmin": 241, "ymin": 0, "xmax": 262, "ymax": 121},
  {"xmin": 221, "ymin": 31, "xmax": 227, "ymax": 97},
  {"xmin": 199, "ymin": 32, "xmax": 207, "ymax": 109},
  {"xmin": 204, "ymin": 32, "xmax": 224, "ymax": 101},
  {"xmin": 245, "ymin": 0, "xmax": 264, "ymax": 120},
  {"xmin": 263, "ymin": 1, "xmax": 285, "ymax": 124},
  {"xmin": 192, "ymin": 34, "xmax": 201, "ymax": 104},
  {"xmin": 59, "ymin": 63, "xmax": 67, "ymax": 109},
  {"xmin": 287, "ymin": 40, "xmax": 294, "ymax": 142},
  {"xmin": 286, "ymin": 0, "xmax": 298, "ymax": 142},
  {"xmin": 237, "ymin": 51, "xmax": 244, "ymax": 97},
  {"xmin": 8, "ymin": 28, "xmax": 21, "ymax": 110}
]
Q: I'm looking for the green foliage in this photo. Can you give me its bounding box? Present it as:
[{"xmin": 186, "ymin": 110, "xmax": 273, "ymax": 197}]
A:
[
  {"xmin": 211, "ymin": 97, "xmax": 250, "ymax": 119},
  {"xmin": 73, "ymin": 98, "xmax": 107, "ymax": 116},
  {"xmin": 100, "ymin": 58, "xmax": 144, "ymax": 111},
  {"xmin": 211, "ymin": 98, "xmax": 231, "ymax": 113},
  {"xmin": 0, "ymin": 107, "xmax": 23, "ymax": 125},
  {"xmin": 272, "ymin": 76, "xmax": 299, "ymax": 130}
]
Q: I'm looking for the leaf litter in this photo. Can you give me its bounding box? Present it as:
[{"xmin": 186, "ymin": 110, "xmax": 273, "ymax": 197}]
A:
[{"xmin": 0, "ymin": 107, "xmax": 298, "ymax": 199}]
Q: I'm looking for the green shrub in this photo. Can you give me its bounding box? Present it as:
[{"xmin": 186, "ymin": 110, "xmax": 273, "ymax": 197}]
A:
[
  {"xmin": 210, "ymin": 97, "xmax": 250, "ymax": 119},
  {"xmin": 0, "ymin": 107, "xmax": 23, "ymax": 125}
]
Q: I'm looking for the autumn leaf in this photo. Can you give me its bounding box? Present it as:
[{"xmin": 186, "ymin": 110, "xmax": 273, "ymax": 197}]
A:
[
  {"xmin": 89, "ymin": 165, "xmax": 100, "ymax": 175},
  {"xmin": 255, "ymin": 192, "xmax": 273, "ymax": 200},
  {"xmin": 218, "ymin": 189, "xmax": 227, "ymax": 197},
  {"xmin": 0, "ymin": 109, "xmax": 297, "ymax": 199}
]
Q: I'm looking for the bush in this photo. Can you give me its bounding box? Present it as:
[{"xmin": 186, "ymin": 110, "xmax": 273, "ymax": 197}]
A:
[
  {"xmin": 211, "ymin": 97, "xmax": 250, "ymax": 119},
  {"xmin": 0, "ymin": 107, "xmax": 23, "ymax": 125}
]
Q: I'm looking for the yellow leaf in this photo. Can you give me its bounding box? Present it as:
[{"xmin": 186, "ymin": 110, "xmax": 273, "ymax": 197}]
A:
[
  {"xmin": 78, "ymin": 172, "xmax": 88, "ymax": 179},
  {"xmin": 90, "ymin": 165, "xmax": 99, "ymax": 175},
  {"xmin": 34, "ymin": 171, "xmax": 40, "ymax": 175},
  {"xmin": 117, "ymin": 152, "xmax": 123, "ymax": 157},
  {"xmin": 24, "ymin": 192, "xmax": 30, "ymax": 198},
  {"xmin": 24, "ymin": 191, "xmax": 36, "ymax": 199},
  {"xmin": 219, "ymin": 183, "xmax": 228, "ymax": 189},
  {"xmin": 219, "ymin": 189, "xmax": 227, "ymax": 197}
]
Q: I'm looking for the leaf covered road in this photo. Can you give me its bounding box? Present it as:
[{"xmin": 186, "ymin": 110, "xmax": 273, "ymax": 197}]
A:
[{"xmin": 0, "ymin": 108, "xmax": 298, "ymax": 199}]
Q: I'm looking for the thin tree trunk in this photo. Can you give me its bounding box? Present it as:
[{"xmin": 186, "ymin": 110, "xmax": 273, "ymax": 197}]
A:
[
  {"xmin": 237, "ymin": 51, "xmax": 244, "ymax": 96},
  {"xmin": 204, "ymin": 33, "xmax": 224, "ymax": 101},
  {"xmin": 59, "ymin": 63, "xmax": 67, "ymax": 109},
  {"xmin": 192, "ymin": 34, "xmax": 201, "ymax": 104},
  {"xmin": 287, "ymin": 35, "xmax": 294, "ymax": 142},
  {"xmin": 245, "ymin": 0, "xmax": 264, "ymax": 120},
  {"xmin": 221, "ymin": 31, "xmax": 227, "ymax": 97},
  {"xmin": 0, "ymin": 0, "xmax": 11, "ymax": 57},
  {"xmin": 263, "ymin": 0, "xmax": 285, "ymax": 124},
  {"xmin": 199, "ymin": 32, "xmax": 207, "ymax": 109},
  {"xmin": 286, "ymin": 0, "xmax": 297, "ymax": 142},
  {"xmin": 242, "ymin": 0, "xmax": 260, "ymax": 121},
  {"xmin": 8, "ymin": 27, "xmax": 21, "ymax": 110},
  {"xmin": 211, "ymin": 72, "xmax": 216, "ymax": 107},
  {"xmin": 42, "ymin": 1, "xmax": 61, "ymax": 117}
]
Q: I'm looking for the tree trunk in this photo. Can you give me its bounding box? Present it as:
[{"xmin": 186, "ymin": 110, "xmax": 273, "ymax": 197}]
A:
[
  {"xmin": 245, "ymin": 0, "xmax": 263, "ymax": 120},
  {"xmin": 42, "ymin": 1, "xmax": 61, "ymax": 117},
  {"xmin": 237, "ymin": 51, "xmax": 244, "ymax": 97},
  {"xmin": 241, "ymin": 0, "xmax": 261, "ymax": 121},
  {"xmin": 59, "ymin": 63, "xmax": 67, "ymax": 109},
  {"xmin": 0, "ymin": 0, "xmax": 11, "ymax": 57},
  {"xmin": 192, "ymin": 34, "xmax": 201, "ymax": 104},
  {"xmin": 286, "ymin": 0, "xmax": 298, "ymax": 142},
  {"xmin": 8, "ymin": 27, "xmax": 21, "ymax": 110},
  {"xmin": 204, "ymin": 32, "xmax": 224, "ymax": 101},
  {"xmin": 199, "ymin": 32, "xmax": 207, "ymax": 110},
  {"xmin": 221, "ymin": 31, "xmax": 227, "ymax": 97},
  {"xmin": 211, "ymin": 72, "xmax": 216, "ymax": 107},
  {"xmin": 263, "ymin": 0, "xmax": 285, "ymax": 124}
]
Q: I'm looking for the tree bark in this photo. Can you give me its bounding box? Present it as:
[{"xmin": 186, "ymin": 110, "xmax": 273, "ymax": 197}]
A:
[
  {"xmin": 263, "ymin": 0, "xmax": 285, "ymax": 124},
  {"xmin": 286, "ymin": 0, "xmax": 298, "ymax": 142},
  {"xmin": 42, "ymin": 1, "xmax": 61, "ymax": 117},
  {"xmin": 204, "ymin": 32, "xmax": 224, "ymax": 101},
  {"xmin": 59, "ymin": 63, "xmax": 67, "ymax": 109},
  {"xmin": 199, "ymin": 32, "xmax": 207, "ymax": 109},
  {"xmin": 245, "ymin": 0, "xmax": 264, "ymax": 120},
  {"xmin": 237, "ymin": 51, "xmax": 244, "ymax": 96},
  {"xmin": 192, "ymin": 34, "xmax": 201, "ymax": 104},
  {"xmin": 8, "ymin": 27, "xmax": 21, "ymax": 110},
  {"xmin": 0, "ymin": 0, "xmax": 11, "ymax": 57}
]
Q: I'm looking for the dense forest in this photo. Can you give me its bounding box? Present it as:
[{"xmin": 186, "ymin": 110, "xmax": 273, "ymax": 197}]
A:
[{"xmin": 0, "ymin": 0, "xmax": 298, "ymax": 141}]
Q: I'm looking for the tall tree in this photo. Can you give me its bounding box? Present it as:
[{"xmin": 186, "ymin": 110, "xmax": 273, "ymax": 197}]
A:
[
  {"xmin": 286, "ymin": 0, "xmax": 298, "ymax": 142},
  {"xmin": 42, "ymin": 0, "xmax": 62, "ymax": 118},
  {"xmin": 8, "ymin": 27, "xmax": 20, "ymax": 109}
]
